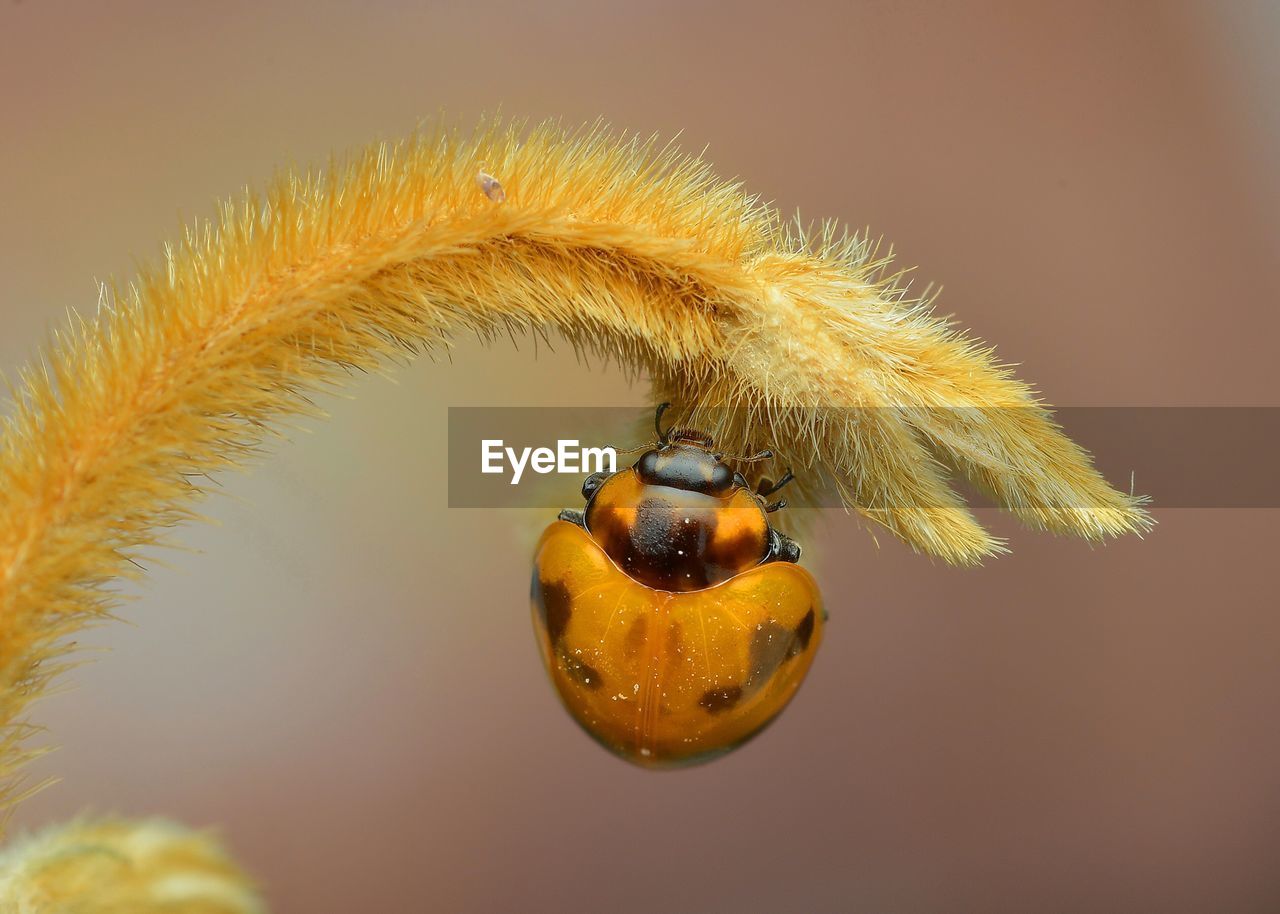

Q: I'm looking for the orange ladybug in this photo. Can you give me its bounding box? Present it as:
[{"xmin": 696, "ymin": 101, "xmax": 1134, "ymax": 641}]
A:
[{"xmin": 531, "ymin": 404, "xmax": 824, "ymax": 767}]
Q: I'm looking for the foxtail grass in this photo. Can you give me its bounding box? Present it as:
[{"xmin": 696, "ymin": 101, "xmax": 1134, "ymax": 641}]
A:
[{"xmin": 0, "ymin": 118, "xmax": 1148, "ymax": 901}]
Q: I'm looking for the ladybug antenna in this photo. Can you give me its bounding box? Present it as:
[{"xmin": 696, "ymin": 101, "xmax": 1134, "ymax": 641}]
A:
[
  {"xmin": 602, "ymin": 441, "xmax": 651, "ymax": 455},
  {"xmin": 758, "ymin": 467, "xmax": 795, "ymax": 497},
  {"xmin": 654, "ymin": 402, "xmax": 672, "ymax": 444},
  {"xmin": 603, "ymin": 403, "xmax": 676, "ymax": 453},
  {"xmin": 717, "ymin": 447, "xmax": 774, "ymax": 464}
]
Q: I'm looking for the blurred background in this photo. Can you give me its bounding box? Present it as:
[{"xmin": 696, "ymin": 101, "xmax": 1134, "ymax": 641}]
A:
[{"xmin": 2, "ymin": 1, "xmax": 1278, "ymax": 911}]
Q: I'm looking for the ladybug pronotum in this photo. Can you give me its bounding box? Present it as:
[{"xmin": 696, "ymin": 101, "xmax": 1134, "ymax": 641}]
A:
[{"xmin": 531, "ymin": 404, "xmax": 824, "ymax": 767}]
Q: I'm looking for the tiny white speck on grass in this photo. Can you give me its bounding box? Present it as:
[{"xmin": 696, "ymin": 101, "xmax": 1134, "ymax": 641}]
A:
[{"xmin": 476, "ymin": 170, "xmax": 506, "ymax": 202}]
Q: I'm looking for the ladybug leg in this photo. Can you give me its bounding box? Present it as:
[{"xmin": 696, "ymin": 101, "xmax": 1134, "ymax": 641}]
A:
[
  {"xmin": 567, "ymin": 469, "xmax": 616, "ymax": 528},
  {"xmin": 654, "ymin": 401, "xmax": 673, "ymax": 444},
  {"xmin": 757, "ymin": 468, "xmax": 795, "ymax": 498},
  {"xmin": 766, "ymin": 527, "xmax": 802, "ymax": 563},
  {"xmin": 581, "ymin": 471, "xmax": 611, "ymax": 502},
  {"xmin": 558, "ymin": 508, "xmax": 586, "ymax": 527}
]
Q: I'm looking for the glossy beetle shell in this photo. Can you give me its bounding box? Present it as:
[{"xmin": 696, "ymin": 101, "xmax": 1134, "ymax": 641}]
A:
[
  {"xmin": 531, "ymin": 521, "xmax": 823, "ymax": 767},
  {"xmin": 584, "ymin": 469, "xmax": 770, "ymax": 592}
]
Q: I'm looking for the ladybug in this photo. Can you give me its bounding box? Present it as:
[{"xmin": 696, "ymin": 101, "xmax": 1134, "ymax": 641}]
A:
[{"xmin": 531, "ymin": 404, "xmax": 824, "ymax": 767}]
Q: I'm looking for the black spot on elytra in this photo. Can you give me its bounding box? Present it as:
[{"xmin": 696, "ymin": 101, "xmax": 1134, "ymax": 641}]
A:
[
  {"xmin": 666, "ymin": 620, "xmax": 684, "ymax": 656},
  {"xmin": 699, "ymin": 685, "xmax": 743, "ymax": 713},
  {"xmin": 792, "ymin": 608, "xmax": 816, "ymax": 655},
  {"xmin": 748, "ymin": 620, "xmax": 799, "ymax": 688},
  {"xmin": 533, "ymin": 576, "xmax": 573, "ymax": 645},
  {"xmin": 562, "ymin": 652, "xmax": 603, "ymax": 691},
  {"xmin": 624, "ymin": 615, "xmax": 648, "ymax": 659}
]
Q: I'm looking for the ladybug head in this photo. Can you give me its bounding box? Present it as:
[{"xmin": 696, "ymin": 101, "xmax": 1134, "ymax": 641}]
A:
[
  {"xmin": 631, "ymin": 403, "xmax": 767, "ymax": 497},
  {"xmin": 635, "ymin": 441, "xmax": 735, "ymax": 496}
]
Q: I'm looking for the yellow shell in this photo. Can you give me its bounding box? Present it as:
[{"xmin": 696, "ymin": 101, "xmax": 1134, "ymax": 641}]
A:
[{"xmin": 531, "ymin": 521, "xmax": 823, "ymax": 767}]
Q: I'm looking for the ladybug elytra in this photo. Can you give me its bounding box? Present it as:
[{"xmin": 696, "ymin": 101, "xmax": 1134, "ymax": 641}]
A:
[{"xmin": 531, "ymin": 404, "xmax": 824, "ymax": 767}]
